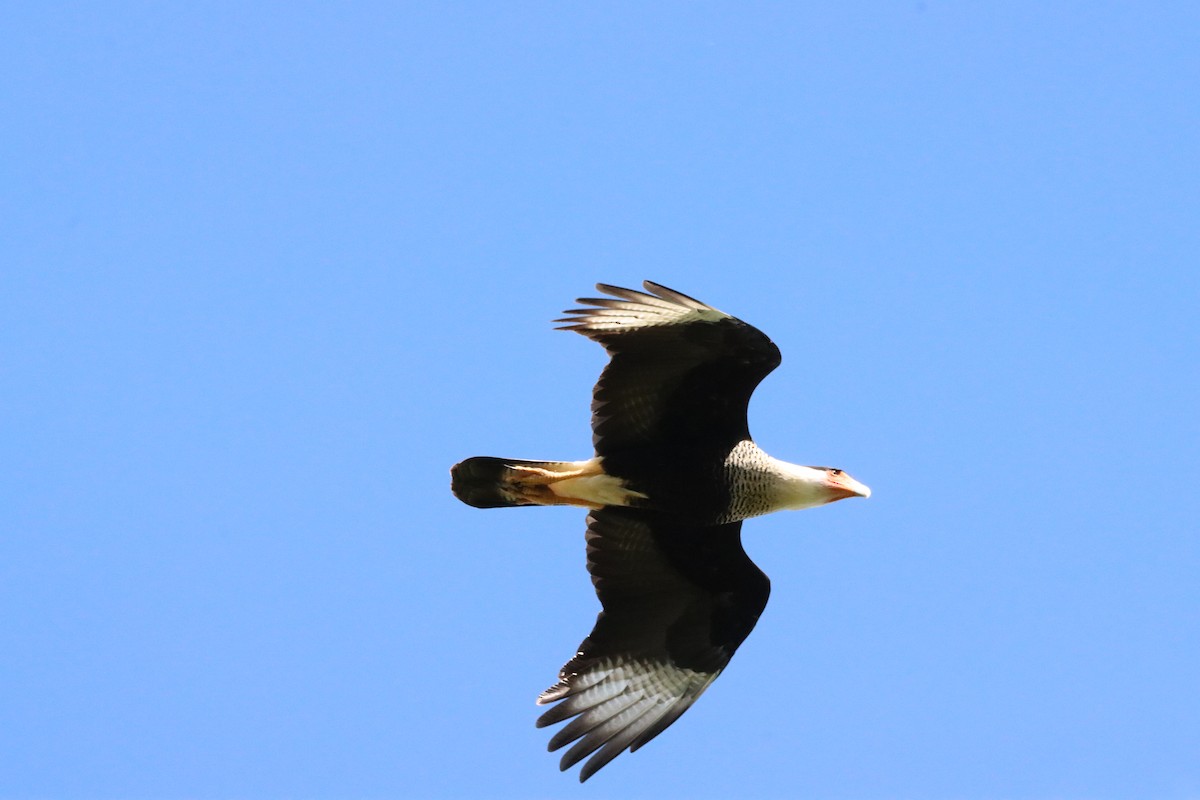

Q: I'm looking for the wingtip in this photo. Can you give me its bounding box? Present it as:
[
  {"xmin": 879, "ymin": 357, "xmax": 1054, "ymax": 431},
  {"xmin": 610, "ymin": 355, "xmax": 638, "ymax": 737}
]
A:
[
  {"xmin": 642, "ymin": 280, "xmax": 711, "ymax": 310},
  {"xmin": 537, "ymin": 681, "xmax": 568, "ymax": 706}
]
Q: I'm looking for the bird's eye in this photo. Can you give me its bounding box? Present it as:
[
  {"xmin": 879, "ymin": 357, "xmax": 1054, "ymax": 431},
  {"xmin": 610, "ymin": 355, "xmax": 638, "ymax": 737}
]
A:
[{"xmin": 830, "ymin": 469, "xmax": 843, "ymax": 476}]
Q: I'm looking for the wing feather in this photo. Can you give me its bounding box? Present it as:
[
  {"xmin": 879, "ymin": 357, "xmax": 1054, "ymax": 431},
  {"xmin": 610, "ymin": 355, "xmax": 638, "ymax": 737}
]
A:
[
  {"xmin": 536, "ymin": 508, "xmax": 770, "ymax": 781},
  {"xmin": 557, "ymin": 281, "xmax": 781, "ymax": 453}
]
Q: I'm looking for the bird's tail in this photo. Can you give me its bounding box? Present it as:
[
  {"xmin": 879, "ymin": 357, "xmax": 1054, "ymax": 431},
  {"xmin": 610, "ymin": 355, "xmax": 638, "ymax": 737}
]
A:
[{"xmin": 450, "ymin": 456, "xmax": 645, "ymax": 510}]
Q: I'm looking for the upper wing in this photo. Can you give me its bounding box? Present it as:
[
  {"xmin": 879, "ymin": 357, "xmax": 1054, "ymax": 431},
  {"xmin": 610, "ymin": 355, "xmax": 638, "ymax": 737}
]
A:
[
  {"xmin": 536, "ymin": 507, "xmax": 770, "ymax": 781},
  {"xmin": 556, "ymin": 281, "xmax": 781, "ymax": 455}
]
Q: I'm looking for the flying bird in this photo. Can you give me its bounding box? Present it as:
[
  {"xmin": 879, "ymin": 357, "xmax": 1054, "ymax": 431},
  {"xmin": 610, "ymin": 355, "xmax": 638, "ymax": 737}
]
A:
[{"xmin": 450, "ymin": 281, "xmax": 870, "ymax": 781}]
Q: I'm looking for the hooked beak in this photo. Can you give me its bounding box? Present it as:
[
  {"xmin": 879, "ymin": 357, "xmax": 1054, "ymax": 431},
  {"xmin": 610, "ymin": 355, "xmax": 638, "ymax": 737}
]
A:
[{"xmin": 827, "ymin": 472, "xmax": 871, "ymax": 502}]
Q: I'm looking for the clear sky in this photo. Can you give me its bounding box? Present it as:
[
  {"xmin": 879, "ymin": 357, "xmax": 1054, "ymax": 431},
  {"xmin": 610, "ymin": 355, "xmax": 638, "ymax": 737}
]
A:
[{"xmin": 3, "ymin": 3, "xmax": 1198, "ymax": 798}]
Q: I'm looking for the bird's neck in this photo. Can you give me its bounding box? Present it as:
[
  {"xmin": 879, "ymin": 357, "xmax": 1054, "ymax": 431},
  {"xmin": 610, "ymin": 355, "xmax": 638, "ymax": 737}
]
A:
[
  {"xmin": 767, "ymin": 458, "xmax": 834, "ymax": 511},
  {"xmin": 725, "ymin": 441, "xmax": 831, "ymax": 515}
]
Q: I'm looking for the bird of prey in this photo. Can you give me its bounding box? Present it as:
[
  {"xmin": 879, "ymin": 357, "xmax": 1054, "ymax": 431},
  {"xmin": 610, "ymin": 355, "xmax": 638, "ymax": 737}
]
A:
[{"xmin": 450, "ymin": 281, "xmax": 870, "ymax": 781}]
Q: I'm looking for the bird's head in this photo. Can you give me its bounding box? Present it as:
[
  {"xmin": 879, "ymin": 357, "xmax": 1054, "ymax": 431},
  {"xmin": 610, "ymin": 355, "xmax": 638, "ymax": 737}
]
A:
[
  {"xmin": 818, "ymin": 467, "xmax": 871, "ymax": 503},
  {"xmin": 776, "ymin": 464, "xmax": 871, "ymax": 510}
]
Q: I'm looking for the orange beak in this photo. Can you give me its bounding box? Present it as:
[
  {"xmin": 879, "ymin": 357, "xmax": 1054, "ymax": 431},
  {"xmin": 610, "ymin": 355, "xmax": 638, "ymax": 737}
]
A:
[{"xmin": 826, "ymin": 472, "xmax": 871, "ymax": 502}]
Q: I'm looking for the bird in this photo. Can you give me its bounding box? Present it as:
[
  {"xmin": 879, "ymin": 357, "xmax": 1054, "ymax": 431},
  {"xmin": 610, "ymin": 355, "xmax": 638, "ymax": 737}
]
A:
[{"xmin": 450, "ymin": 281, "xmax": 870, "ymax": 781}]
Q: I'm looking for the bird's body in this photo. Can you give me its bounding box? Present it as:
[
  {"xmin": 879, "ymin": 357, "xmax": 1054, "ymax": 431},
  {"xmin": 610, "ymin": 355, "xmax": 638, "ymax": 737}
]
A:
[{"xmin": 450, "ymin": 281, "xmax": 869, "ymax": 781}]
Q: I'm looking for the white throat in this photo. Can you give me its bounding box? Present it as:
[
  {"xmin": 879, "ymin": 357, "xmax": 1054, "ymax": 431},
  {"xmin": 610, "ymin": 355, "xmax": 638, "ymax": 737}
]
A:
[
  {"xmin": 769, "ymin": 460, "xmax": 838, "ymax": 511},
  {"xmin": 722, "ymin": 441, "xmax": 843, "ymax": 520}
]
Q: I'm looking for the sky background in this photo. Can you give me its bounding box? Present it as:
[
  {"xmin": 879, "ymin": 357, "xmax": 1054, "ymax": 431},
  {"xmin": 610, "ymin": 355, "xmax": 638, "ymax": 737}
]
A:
[{"xmin": 3, "ymin": 3, "xmax": 1198, "ymax": 798}]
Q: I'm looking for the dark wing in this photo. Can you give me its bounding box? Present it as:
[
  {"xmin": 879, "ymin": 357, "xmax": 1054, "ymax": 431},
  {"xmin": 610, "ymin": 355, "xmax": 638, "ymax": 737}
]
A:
[
  {"xmin": 536, "ymin": 507, "xmax": 770, "ymax": 781},
  {"xmin": 556, "ymin": 281, "xmax": 781, "ymax": 455}
]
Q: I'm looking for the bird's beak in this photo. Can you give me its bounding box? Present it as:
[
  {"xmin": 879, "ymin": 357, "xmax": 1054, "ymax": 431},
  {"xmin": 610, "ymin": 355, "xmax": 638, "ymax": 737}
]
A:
[{"xmin": 827, "ymin": 472, "xmax": 871, "ymax": 501}]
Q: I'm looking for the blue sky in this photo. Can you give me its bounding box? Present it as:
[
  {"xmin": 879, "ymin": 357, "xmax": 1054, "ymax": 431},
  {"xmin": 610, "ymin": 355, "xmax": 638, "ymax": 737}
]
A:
[{"xmin": 3, "ymin": 3, "xmax": 1198, "ymax": 798}]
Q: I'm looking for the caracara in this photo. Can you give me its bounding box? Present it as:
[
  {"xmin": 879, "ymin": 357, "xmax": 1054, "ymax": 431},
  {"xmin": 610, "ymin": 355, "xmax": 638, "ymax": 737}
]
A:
[{"xmin": 450, "ymin": 281, "xmax": 870, "ymax": 781}]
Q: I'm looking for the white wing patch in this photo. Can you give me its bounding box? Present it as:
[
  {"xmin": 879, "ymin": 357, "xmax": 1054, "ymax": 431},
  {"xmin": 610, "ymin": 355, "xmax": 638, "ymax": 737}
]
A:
[
  {"xmin": 556, "ymin": 281, "xmax": 729, "ymax": 335},
  {"xmin": 536, "ymin": 655, "xmax": 719, "ymax": 781}
]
